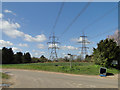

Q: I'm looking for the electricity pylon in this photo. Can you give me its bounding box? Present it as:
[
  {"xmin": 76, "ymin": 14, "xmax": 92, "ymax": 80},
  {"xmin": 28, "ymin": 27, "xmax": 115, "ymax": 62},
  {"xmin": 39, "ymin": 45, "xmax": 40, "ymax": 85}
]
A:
[
  {"xmin": 47, "ymin": 33, "xmax": 60, "ymax": 61},
  {"xmin": 77, "ymin": 33, "xmax": 90, "ymax": 59}
]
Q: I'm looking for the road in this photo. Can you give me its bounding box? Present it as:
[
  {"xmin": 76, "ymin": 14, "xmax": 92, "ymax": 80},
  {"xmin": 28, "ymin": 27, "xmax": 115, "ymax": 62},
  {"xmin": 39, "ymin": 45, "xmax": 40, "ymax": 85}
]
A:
[{"xmin": 2, "ymin": 69, "xmax": 118, "ymax": 88}]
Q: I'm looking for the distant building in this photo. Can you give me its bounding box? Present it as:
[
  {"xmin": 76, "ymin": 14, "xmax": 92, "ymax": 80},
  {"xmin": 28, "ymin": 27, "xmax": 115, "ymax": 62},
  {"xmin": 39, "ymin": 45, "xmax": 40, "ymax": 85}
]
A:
[{"xmin": 108, "ymin": 30, "xmax": 120, "ymax": 46}]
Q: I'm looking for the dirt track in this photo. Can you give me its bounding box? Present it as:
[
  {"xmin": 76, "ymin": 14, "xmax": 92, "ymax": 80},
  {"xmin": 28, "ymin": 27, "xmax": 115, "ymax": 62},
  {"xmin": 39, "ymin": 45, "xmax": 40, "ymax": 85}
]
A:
[{"xmin": 2, "ymin": 69, "xmax": 118, "ymax": 88}]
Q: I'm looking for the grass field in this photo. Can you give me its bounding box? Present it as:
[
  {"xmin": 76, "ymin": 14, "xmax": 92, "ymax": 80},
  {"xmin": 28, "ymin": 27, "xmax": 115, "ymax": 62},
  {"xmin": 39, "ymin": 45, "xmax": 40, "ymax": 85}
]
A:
[{"xmin": 1, "ymin": 62, "xmax": 119, "ymax": 75}]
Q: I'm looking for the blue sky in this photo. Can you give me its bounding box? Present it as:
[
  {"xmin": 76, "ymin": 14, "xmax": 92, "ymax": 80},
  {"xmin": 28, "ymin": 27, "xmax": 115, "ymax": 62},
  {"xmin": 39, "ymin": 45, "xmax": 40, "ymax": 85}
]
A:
[{"xmin": 0, "ymin": 2, "xmax": 118, "ymax": 58}]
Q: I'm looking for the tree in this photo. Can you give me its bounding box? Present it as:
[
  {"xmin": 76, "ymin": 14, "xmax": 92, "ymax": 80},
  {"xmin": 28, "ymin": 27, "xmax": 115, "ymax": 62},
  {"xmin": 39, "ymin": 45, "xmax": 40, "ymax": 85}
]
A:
[
  {"xmin": 14, "ymin": 52, "xmax": 23, "ymax": 64},
  {"xmin": 31, "ymin": 57, "xmax": 40, "ymax": 63},
  {"xmin": 75, "ymin": 55, "xmax": 83, "ymax": 62},
  {"xmin": 0, "ymin": 49, "xmax": 2, "ymax": 64},
  {"xmin": 85, "ymin": 55, "xmax": 93, "ymax": 62},
  {"xmin": 2, "ymin": 47, "xmax": 14, "ymax": 64},
  {"xmin": 57, "ymin": 57, "xmax": 69, "ymax": 62},
  {"xmin": 39, "ymin": 55, "xmax": 48, "ymax": 63},
  {"xmin": 23, "ymin": 52, "xmax": 32, "ymax": 63},
  {"xmin": 93, "ymin": 39, "xmax": 120, "ymax": 68},
  {"xmin": 64, "ymin": 56, "xmax": 69, "ymax": 62},
  {"xmin": 8, "ymin": 48, "xmax": 14, "ymax": 64},
  {"xmin": 2, "ymin": 47, "xmax": 7, "ymax": 64},
  {"xmin": 2, "ymin": 47, "xmax": 33, "ymax": 64}
]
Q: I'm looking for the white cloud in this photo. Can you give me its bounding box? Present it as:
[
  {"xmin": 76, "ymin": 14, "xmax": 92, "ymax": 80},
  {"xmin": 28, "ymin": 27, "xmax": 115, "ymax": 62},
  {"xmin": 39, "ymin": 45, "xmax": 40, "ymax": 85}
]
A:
[
  {"xmin": 32, "ymin": 49, "xmax": 37, "ymax": 52},
  {"xmin": 0, "ymin": 40, "xmax": 23, "ymax": 52},
  {"xmin": 18, "ymin": 43, "xmax": 28, "ymax": 47},
  {"xmin": 61, "ymin": 53, "xmax": 70, "ymax": 57},
  {"xmin": 34, "ymin": 35, "xmax": 47, "ymax": 42},
  {"xmin": 34, "ymin": 52, "xmax": 39, "ymax": 56},
  {"xmin": 71, "ymin": 37, "xmax": 90, "ymax": 44},
  {"xmin": 2, "ymin": 20, "xmax": 20, "ymax": 29},
  {"xmin": 0, "ymin": 13, "xmax": 3, "ymax": 18},
  {"xmin": 48, "ymin": 44, "xmax": 59, "ymax": 48},
  {"xmin": 71, "ymin": 38, "xmax": 80, "ymax": 42},
  {"xmin": 12, "ymin": 47, "xmax": 22, "ymax": 52},
  {"xmin": 0, "ymin": 40, "xmax": 13, "ymax": 47},
  {"xmin": 0, "ymin": 18, "xmax": 47, "ymax": 42},
  {"xmin": 34, "ymin": 52, "xmax": 45, "ymax": 56},
  {"xmin": 37, "ymin": 44, "xmax": 45, "ymax": 49},
  {"xmin": 48, "ymin": 44, "xmax": 78, "ymax": 50},
  {"xmin": 4, "ymin": 10, "xmax": 16, "ymax": 16},
  {"xmin": 0, "ymin": 20, "xmax": 24, "ymax": 38},
  {"xmin": 39, "ymin": 51, "xmax": 45, "ymax": 54},
  {"xmin": 61, "ymin": 45, "xmax": 78, "ymax": 50},
  {"xmin": 4, "ymin": 10, "xmax": 12, "ymax": 13},
  {"xmin": 32, "ymin": 50, "xmax": 45, "ymax": 54},
  {"xmin": 78, "ymin": 37, "xmax": 88, "ymax": 42},
  {"xmin": 32, "ymin": 49, "xmax": 45, "ymax": 57},
  {"xmin": 71, "ymin": 37, "xmax": 83, "ymax": 42},
  {"xmin": 24, "ymin": 34, "xmax": 47, "ymax": 42}
]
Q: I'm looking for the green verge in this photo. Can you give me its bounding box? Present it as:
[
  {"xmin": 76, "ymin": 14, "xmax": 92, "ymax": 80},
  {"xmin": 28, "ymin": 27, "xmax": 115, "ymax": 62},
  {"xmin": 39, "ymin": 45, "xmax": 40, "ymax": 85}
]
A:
[
  {"xmin": 0, "ymin": 72, "xmax": 10, "ymax": 79},
  {"xmin": 1, "ymin": 62, "xmax": 119, "ymax": 75}
]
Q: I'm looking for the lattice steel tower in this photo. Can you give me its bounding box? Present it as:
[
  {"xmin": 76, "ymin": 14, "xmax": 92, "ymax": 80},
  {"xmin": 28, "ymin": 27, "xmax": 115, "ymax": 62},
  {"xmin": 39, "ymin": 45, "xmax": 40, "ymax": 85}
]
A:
[
  {"xmin": 77, "ymin": 33, "xmax": 90, "ymax": 59},
  {"xmin": 47, "ymin": 33, "xmax": 60, "ymax": 61}
]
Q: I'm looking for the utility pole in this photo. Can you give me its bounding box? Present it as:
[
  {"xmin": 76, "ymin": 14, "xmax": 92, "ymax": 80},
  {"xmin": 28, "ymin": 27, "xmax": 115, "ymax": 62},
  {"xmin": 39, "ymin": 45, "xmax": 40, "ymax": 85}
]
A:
[
  {"xmin": 77, "ymin": 33, "xmax": 90, "ymax": 59},
  {"xmin": 47, "ymin": 33, "xmax": 60, "ymax": 61},
  {"xmin": 68, "ymin": 54, "xmax": 73, "ymax": 68},
  {"xmin": 67, "ymin": 54, "xmax": 76, "ymax": 68}
]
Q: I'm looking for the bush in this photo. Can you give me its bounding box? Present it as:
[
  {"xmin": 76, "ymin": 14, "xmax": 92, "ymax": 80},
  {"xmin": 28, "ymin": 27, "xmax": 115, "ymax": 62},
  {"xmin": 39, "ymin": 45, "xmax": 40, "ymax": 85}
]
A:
[{"xmin": 93, "ymin": 39, "xmax": 120, "ymax": 68}]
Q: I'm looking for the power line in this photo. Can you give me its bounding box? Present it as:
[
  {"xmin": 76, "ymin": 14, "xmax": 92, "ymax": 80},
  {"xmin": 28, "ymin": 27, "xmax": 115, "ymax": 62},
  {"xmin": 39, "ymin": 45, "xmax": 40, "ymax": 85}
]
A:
[
  {"xmin": 80, "ymin": 6, "xmax": 117, "ymax": 33},
  {"xmin": 51, "ymin": 2, "xmax": 64, "ymax": 34},
  {"xmin": 59, "ymin": 1, "xmax": 92, "ymax": 37},
  {"xmin": 70, "ymin": 5, "xmax": 117, "ymax": 39},
  {"xmin": 88, "ymin": 27, "xmax": 117, "ymax": 40}
]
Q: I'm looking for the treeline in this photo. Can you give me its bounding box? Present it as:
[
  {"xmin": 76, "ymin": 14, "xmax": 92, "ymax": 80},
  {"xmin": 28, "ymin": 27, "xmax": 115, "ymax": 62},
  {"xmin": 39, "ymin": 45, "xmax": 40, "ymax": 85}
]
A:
[
  {"xmin": 31, "ymin": 55, "xmax": 48, "ymax": 63},
  {"xmin": 1, "ymin": 38, "xmax": 120, "ymax": 70},
  {"xmin": 2, "ymin": 47, "xmax": 32, "ymax": 64},
  {"xmin": 1, "ymin": 47, "xmax": 48, "ymax": 64}
]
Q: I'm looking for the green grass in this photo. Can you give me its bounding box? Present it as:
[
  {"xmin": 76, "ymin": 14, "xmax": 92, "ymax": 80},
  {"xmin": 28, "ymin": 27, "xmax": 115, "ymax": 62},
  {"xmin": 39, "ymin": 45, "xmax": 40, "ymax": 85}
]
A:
[
  {"xmin": 1, "ymin": 62, "xmax": 119, "ymax": 75},
  {"xmin": 0, "ymin": 72, "xmax": 10, "ymax": 79}
]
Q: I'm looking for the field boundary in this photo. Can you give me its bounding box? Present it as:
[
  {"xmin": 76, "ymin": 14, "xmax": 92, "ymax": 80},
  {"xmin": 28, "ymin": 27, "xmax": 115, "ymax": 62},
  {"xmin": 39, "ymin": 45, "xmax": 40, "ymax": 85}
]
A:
[{"xmin": 1, "ymin": 68, "xmax": 118, "ymax": 80}]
